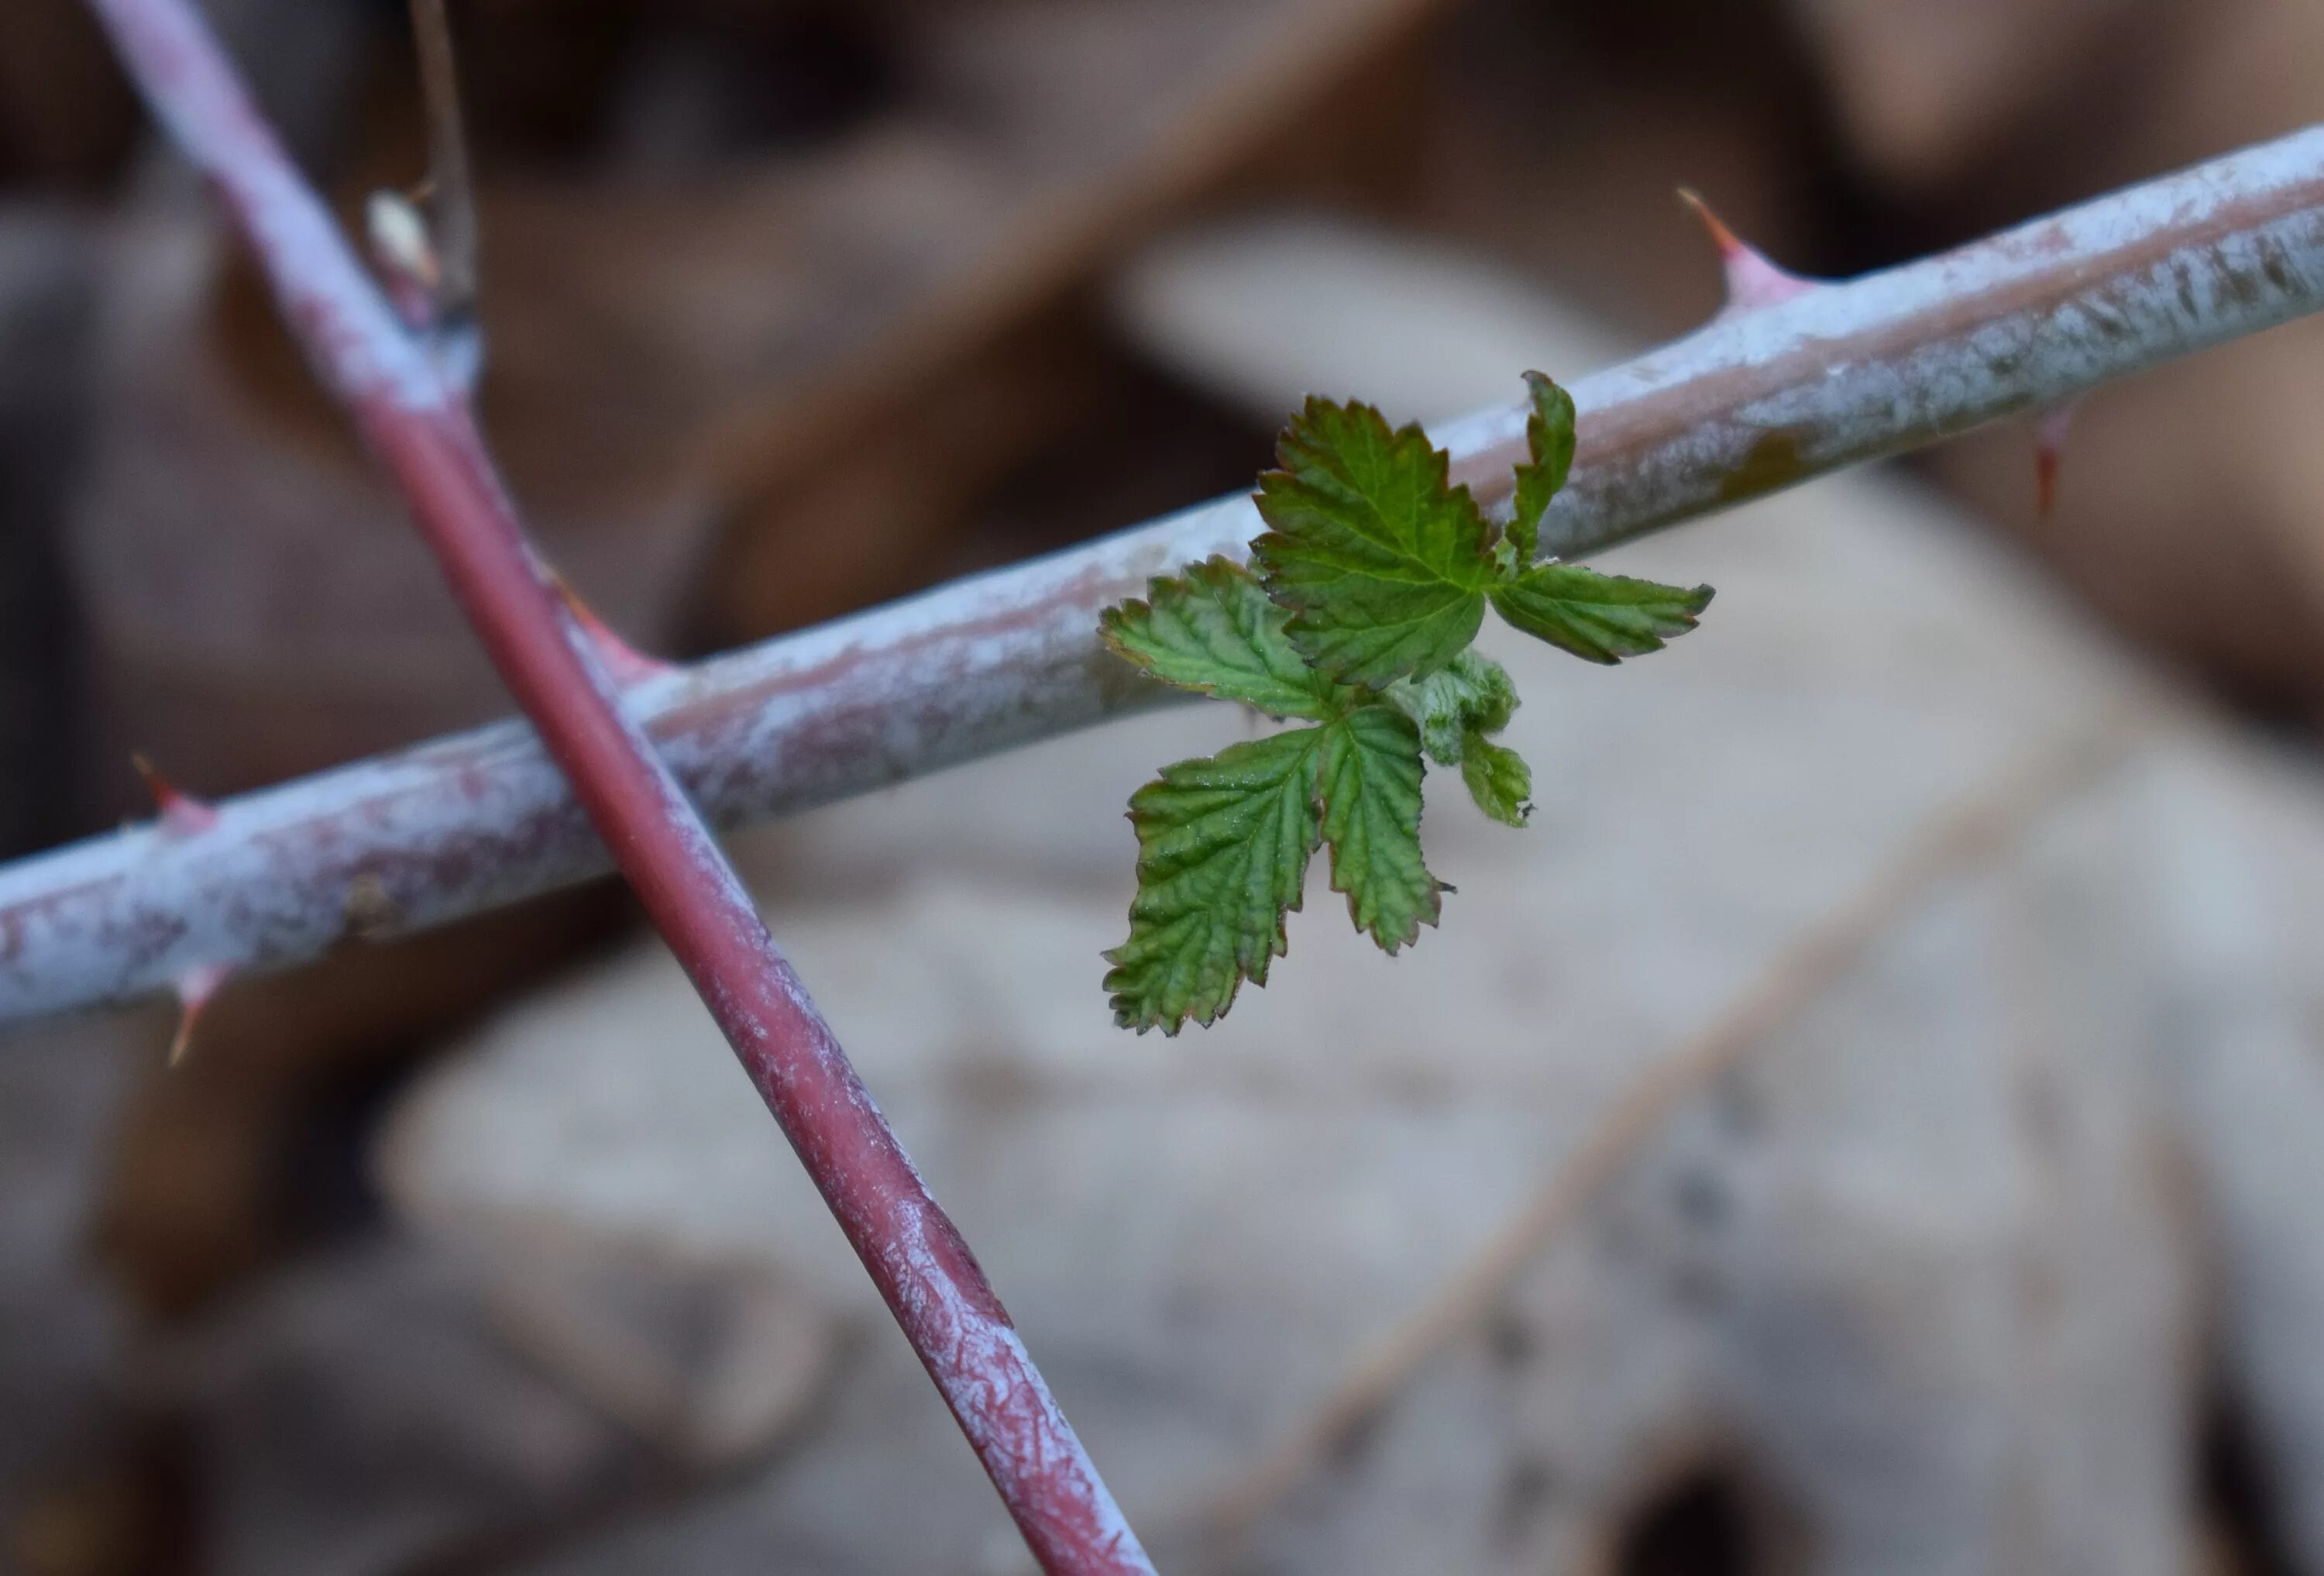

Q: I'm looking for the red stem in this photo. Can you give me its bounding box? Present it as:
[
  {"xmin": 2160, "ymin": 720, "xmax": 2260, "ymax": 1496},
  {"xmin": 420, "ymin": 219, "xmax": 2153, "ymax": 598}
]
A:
[{"xmin": 83, "ymin": 1, "xmax": 1150, "ymax": 1569}]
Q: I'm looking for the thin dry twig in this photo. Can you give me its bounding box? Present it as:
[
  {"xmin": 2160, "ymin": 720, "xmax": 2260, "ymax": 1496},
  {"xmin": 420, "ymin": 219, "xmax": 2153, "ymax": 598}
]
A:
[{"xmin": 407, "ymin": 0, "xmax": 476, "ymax": 321}]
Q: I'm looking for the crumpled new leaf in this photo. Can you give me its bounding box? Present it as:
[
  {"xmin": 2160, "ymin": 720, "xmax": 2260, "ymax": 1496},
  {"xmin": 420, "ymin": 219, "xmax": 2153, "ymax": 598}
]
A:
[
  {"xmin": 1387, "ymin": 651, "xmax": 1533, "ymax": 825},
  {"xmin": 1387, "ymin": 649, "xmax": 1520, "ymax": 766}
]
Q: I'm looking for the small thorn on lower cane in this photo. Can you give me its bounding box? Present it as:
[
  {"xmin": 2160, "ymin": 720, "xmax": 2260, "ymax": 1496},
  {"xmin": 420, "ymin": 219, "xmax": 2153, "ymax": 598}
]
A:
[
  {"xmin": 2034, "ymin": 403, "xmax": 2078, "ymax": 521},
  {"xmin": 133, "ymin": 753, "xmax": 220, "ymax": 836},
  {"xmin": 1678, "ymin": 188, "xmax": 1819, "ymax": 315},
  {"xmin": 169, "ymin": 962, "xmax": 234, "ymax": 1067},
  {"xmin": 549, "ymin": 575, "xmax": 677, "ymax": 687}
]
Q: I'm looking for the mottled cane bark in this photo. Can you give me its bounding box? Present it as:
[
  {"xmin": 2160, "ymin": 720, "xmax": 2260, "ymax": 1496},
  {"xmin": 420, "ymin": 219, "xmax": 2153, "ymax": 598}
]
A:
[{"xmin": 8, "ymin": 125, "xmax": 2324, "ymax": 1024}]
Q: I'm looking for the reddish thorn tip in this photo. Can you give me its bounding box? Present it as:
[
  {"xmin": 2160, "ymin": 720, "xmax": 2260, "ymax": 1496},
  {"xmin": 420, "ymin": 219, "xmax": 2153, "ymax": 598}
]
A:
[
  {"xmin": 168, "ymin": 962, "xmax": 234, "ymax": 1068},
  {"xmin": 550, "ymin": 577, "xmax": 676, "ymax": 687},
  {"xmin": 133, "ymin": 753, "xmax": 220, "ymax": 836},
  {"xmin": 1679, "ymin": 188, "xmax": 1818, "ymax": 314},
  {"xmin": 2034, "ymin": 403, "xmax": 2078, "ymax": 521}
]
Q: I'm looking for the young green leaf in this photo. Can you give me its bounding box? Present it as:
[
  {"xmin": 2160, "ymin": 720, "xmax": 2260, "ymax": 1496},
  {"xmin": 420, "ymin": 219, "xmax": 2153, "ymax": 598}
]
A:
[
  {"xmin": 1490, "ymin": 565, "xmax": 1714, "ymax": 666},
  {"xmin": 1385, "ymin": 651, "xmax": 1537, "ymax": 824},
  {"xmin": 1104, "ymin": 728, "xmax": 1325, "ymax": 1034},
  {"xmin": 1100, "ymin": 556, "xmax": 1339, "ymax": 721},
  {"xmin": 1504, "ymin": 371, "xmax": 1576, "ymax": 570},
  {"xmin": 1387, "ymin": 649, "xmax": 1519, "ymax": 766},
  {"xmin": 1318, "ymin": 705, "xmax": 1441, "ymax": 951},
  {"xmin": 1097, "ymin": 371, "xmax": 1714, "ymax": 1031},
  {"xmin": 1253, "ymin": 397, "xmax": 1496, "ymax": 687},
  {"xmin": 1459, "ymin": 734, "xmax": 1533, "ymax": 827}
]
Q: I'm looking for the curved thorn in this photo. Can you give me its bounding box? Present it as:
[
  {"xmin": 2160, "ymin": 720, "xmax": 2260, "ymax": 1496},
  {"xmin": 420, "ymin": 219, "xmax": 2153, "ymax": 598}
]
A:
[
  {"xmin": 2034, "ymin": 402, "xmax": 2079, "ymax": 521},
  {"xmin": 1679, "ymin": 188, "xmax": 1819, "ymax": 314},
  {"xmin": 168, "ymin": 962, "xmax": 234, "ymax": 1067},
  {"xmin": 132, "ymin": 753, "xmax": 220, "ymax": 836},
  {"xmin": 550, "ymin": 576, "xmax": 676, "ymax": 687}
]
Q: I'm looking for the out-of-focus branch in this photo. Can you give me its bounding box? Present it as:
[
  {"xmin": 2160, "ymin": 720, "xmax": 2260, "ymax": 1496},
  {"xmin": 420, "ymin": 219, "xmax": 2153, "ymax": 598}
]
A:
[
  {"xmin": 72, "ymin": 2, "xmax": 1153, "ymax": 1571},
  {"xmin": 407, "ymin": 0, "xmax": 475, "ymax": 319},
  {"xmin": 9, "ymin": 128, "xmax": 2324, "ymax": 1028}
]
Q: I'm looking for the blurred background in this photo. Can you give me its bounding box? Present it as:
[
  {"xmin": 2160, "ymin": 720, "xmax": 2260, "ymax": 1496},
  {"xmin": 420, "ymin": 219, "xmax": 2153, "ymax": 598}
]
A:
[{"xmin": 9, "ymin": 0, "xmax": 2324, "ymax": 1572}]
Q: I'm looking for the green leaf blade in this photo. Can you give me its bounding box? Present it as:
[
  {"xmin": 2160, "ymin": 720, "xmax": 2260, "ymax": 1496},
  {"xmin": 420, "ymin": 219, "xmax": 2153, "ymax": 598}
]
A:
[
  {"xmin": 1105, "ymin": 728, "xmax": 1325, "ymax": 1034},
  {"xmin": 1318, "ymin": 705, "xmax": 1442, "ymax": 952},
  {"xmin": 1459, "ymin": 733, "xmax": 1533, "ymax": 827},
  {"xmin": 1099, "ymin": 556, "xmax": 1339, "ymax": 720},
  {"xmin": 1507, "ymin": 371, "xmax": 1576, "ymax": 569},
  {"xmin": 1253, "ymin": 397, "xmax": 1496, "ymax": 687},
  {"xmin": 1491, "ymin": 565, "xmax": 1714, "ymax": 665}
]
